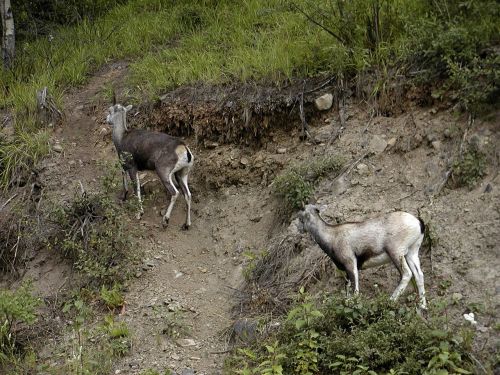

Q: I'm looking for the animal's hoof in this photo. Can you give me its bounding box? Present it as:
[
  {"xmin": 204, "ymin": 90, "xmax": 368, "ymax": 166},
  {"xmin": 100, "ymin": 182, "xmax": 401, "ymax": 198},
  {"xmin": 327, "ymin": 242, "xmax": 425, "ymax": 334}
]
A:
[
  {"xmin": 162, "ymin": 219, "xmax": 169, "ymax": 228},
  {"xmin": 181, "ymin": 224, "xmax": 190, "ymax": 231},
  {"xmin": 135, "ymin": 211, "xmax": 143, "ymax": 220}
]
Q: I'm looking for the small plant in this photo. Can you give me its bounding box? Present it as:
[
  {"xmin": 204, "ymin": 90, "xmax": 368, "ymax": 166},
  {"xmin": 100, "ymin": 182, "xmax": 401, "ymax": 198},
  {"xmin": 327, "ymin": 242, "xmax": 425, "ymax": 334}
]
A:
[
  {"xmin": 102, "ymin": 315, "xmax": 131, "ymax": 357},
  {"xmin": 160, "ymin": 310, "xmax": 190, "ymax": 339},
  {"xmin": 451, "ymin": 147, "xmax": 487, "ymax": 190},
  {"xmin": 273, "ymin": 156, "xmax": 344, "ymax": 210},
  {"xmin": 100, "ymin": 283, "xmax": 125, "ymax": 310},
  {"xmin": 242, "ymin": 250, "xmax": 269, "ymax": 281}
]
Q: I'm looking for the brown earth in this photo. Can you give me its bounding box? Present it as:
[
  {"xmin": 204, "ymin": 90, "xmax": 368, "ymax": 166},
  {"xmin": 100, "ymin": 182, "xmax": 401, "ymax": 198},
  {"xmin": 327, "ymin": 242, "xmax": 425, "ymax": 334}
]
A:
[{"xmin": 1, "ymin": 62, "xmax": 499, "ymax": 374}]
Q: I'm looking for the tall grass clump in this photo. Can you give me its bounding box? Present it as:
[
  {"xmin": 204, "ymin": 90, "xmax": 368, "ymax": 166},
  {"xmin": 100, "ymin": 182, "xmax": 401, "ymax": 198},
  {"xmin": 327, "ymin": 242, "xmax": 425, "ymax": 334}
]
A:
[{"xmin": 225, "ymin": 291, "xmax": 477, "ymax": 374}]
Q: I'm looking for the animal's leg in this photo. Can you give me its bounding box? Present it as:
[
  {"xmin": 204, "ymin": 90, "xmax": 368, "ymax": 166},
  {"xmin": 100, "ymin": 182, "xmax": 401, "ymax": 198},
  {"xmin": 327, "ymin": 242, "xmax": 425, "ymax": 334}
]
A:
[
  {"xmin": 120, "ymin": 170, "xmax": 129, "ymax": 201},
  {"xmin": 157, "ymin": 166, "xmax": 179, "ymax": 228},
  {"xmin": 345, "ymin": 260, "xmax": 358, "ymax": 297},
  {"xmin": 175, "ymin": 167, "xmax": 192, "ymax": 230},
  {"xmin": 389, "ymin": 253, "xmax": 412, "ymax": 301},
  {"xmin": 406, "ymin": 237, "xmax": 426, "ymax": 309},
  {"xmin": 126, "ymin": 167, "xmax": 143, "ymax": 219},
  {"xmin": 134, "ymin": 172, "xmax": 144, "ymax": 219}
]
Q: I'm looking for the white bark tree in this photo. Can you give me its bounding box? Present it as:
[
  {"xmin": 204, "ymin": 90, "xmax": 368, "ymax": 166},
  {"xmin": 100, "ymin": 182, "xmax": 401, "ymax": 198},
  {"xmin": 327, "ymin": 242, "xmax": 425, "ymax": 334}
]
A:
[{"xmin": 0, "ymin": 0, "xmax": 15, "ymax": 69}]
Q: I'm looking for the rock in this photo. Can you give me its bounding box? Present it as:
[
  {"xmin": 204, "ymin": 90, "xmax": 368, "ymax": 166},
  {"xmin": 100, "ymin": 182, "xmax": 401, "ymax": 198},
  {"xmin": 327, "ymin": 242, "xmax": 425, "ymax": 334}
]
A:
[
  {"xmin": 314, "ymin": 93, "xmax": 333, "ymax": 111},
  {"xmin": 426, "ymin": 133, "xmax": 438, "ymax": 143},
  {"xmin": 368, "ymin": 135, "xmax": 387, "ymax": 154},
  {"xmin": 180, "ymin": 369, "xmax": 195, "ymax": 375},
  {"xmin": 53, "ymin": 143, "xmax": 63, "ymax": 153},
  {"xmin": 387, "ymin": 137, "xmax": 397, "ymax": 148},
  {"xmin": 431, "ymin": 140, "xmax": 442, "ymax": 150},
  {"xmin": 205, "ymin": 141, "xmax": 219, "ymax": 149},
  {"xmin": 250, "ymin": 214, "xmax": 262, "ymax": 222},
  {"xmin": 443, "ymin": 128, "xmax": 452, "ymax": 139},
  {"xmin": 135, "ymin": 271, "xmax": 142, "ymax": 278},
  {"xmin": 277, "ymin": 148, "xmax": 287, "ymax": 154},
  {"xmin": 240, "ymin": 157, "xmax": 249, "ymax": 166},
  {"xmin": 484, "ymin": 183, "xmax": 493, "ymax": 193},
  {"xmin": 176, "ymin": 338, "xmax": 197, "ymax": 347},
  {"xmin": 330, "ymin": 175, "xmax": 348, "ymax": 195},
  {"xmin": 356, "ymin": 163, "xmax": 369, "ymax": 175}
]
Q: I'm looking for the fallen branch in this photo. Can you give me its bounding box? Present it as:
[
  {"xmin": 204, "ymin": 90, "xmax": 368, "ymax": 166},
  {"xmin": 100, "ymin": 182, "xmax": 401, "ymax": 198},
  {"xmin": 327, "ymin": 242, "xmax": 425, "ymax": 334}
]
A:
[{"xmin": 0, "ymin": 193, "xmax": 17, "ymax": 212}]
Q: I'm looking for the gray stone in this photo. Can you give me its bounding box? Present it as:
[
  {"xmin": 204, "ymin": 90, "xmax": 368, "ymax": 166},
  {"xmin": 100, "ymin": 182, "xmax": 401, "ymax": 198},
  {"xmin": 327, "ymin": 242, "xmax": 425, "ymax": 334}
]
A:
[
  {"xmin": 387, "ymin": 137, "xmax": 397, "ymax": 148},
  {"xmin": 277, "ymin": 148, "xmax": 287, "ymax": 154},
  {"xmin": 176, "ymin": 338, "xmax": 196, "ymax": 347},
  {"xmin": 330, "ymin": 176, "xmax": 348, "ymax": 195},
  {"xmin": 53, "ymin": 143, "xmax": 63, "ymax": 153},
  {"xmin": 431, "ymin": 140, "xmax": 442, "ymax": 150},
  {"xmin": 314, "ymin": 93, "xmax": 333, "ymax": 111},
  {"xmin": 240, "ymin": 157, "xmax": 249, "ymax": 166},
  {"xmin": 180, "ymin": 369, "xmax": 195, "ymax": 375},
  {"xmin": 368, "ymin": 135, "xmax": 387, "ymax": 154},
  {"xmin": 356, "ymin": 163, "xmax": 369, "ymax": 175}
]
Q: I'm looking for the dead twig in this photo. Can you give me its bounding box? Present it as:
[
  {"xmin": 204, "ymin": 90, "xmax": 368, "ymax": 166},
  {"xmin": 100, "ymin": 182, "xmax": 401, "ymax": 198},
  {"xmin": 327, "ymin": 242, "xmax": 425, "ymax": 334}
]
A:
[
  {"xmin": 289, "ymin": 2, "xmax": 345, "ymax": 45},
  {"xmin": 298, "ymin": 81, "xmax": 317, "ymax": 143},
  {"xmin": 0, "ymin": 193, "xmax": 18, "ymax": 212}
]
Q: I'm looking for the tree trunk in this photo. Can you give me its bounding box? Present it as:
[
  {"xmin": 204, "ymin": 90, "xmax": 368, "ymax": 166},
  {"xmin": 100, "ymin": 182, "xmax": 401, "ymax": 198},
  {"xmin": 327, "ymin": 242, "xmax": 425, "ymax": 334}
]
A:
[{"xmin": 1, "ymin": 0, "xmax": 15, "ymax": 69}]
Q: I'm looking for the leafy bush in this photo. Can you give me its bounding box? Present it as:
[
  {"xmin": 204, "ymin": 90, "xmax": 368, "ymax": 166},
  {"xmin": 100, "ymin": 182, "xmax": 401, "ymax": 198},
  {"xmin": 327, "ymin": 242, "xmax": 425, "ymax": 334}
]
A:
[
  {"xmin": 225, "ymin": 292, "xmax": 475, "ymax": 374},
  {"xmin": 0, "ymin": 281, "xmax": 41, "ymax": 367},
  {"xmin": 451, "ymin": 147, "xmax": 487, "ymax": 190},
  {"xmin": 273, "ymin": 156, "xmax": 344, "ymax": 210},
  {"xmin": 48, "ymin": 189, "xmax": 138, "ymax": 287}
]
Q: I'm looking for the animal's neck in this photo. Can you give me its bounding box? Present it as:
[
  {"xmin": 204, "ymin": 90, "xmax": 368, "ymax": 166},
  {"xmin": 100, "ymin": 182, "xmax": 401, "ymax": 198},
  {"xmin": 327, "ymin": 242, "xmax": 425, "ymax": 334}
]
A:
[
  {"xmin": 112, "ymin": 116, "xmax": 127, "ymax": 146},
  {"xmin": 307, "ymin": 218, "xmax": 333, "ymax": 251}
]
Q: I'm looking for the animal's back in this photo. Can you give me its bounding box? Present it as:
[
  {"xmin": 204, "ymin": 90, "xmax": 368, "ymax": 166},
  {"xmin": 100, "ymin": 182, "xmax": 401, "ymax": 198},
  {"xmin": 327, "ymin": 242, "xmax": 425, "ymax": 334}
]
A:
[{"xmin": 121, "ymin": 129, "xmax": 185, "ymax": 170}]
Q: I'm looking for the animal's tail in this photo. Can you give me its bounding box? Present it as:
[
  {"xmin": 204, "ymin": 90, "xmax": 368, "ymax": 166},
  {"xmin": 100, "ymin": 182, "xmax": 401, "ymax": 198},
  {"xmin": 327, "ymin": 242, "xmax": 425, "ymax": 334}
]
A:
[
  {"xmin": 185, "ymin": 145, "xmax": 193, "ymax": 163},
  {"xmin": 418, "ymin": 217, "xmax": 425, "ymax": 234}
]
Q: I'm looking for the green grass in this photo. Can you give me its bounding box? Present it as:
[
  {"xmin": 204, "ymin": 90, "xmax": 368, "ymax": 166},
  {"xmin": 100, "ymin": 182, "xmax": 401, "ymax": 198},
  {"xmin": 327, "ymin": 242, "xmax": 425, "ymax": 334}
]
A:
[{"xmin": 1, "ymin": 0, "xmax": 499, "ymax": 189}]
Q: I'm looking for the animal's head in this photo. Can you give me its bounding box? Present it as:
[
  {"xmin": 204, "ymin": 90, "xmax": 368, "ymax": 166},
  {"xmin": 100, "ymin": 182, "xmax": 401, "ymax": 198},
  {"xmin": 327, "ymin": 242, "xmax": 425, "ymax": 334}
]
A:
[
  {"xmin": 106, "ymin": 104, "xmax": 132, "ymax": 129},
  {"xmin": 297, "ymin": 204, "xmax": 325, "ymax": 233}
]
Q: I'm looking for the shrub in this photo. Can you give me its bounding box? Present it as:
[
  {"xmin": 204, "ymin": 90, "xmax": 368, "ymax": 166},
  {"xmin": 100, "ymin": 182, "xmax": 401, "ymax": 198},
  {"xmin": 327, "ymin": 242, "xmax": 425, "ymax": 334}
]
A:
[
  {"xmin": 225, "ymin": 292, "xmax": 475, "ymax": 374},
  {"xmin": 273, "ymin": 156, "xmax": 344, "ymax": 210},
  {"xmin": 48, "ymin": 189, "xmax": 138, "ymax": 287},
  {"xmin": 451, "ymin": 147, "xmax": 487, "ymax": 190}
]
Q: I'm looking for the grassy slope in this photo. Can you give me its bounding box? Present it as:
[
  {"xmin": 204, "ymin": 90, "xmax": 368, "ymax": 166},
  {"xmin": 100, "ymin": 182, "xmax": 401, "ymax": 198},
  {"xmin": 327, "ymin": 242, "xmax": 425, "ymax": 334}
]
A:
[{"xmin": 0, "ymin": 0, "xmax": 499, "ymax": 188}]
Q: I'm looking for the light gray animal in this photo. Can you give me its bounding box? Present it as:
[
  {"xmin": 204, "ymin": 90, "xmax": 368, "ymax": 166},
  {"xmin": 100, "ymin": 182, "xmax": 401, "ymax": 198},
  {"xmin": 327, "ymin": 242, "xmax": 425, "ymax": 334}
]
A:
[
  {"xmin": 298, "ymin": 205, "xmax": 427, "ymax": 308},
  {"xmin": 106, "ymin": 104, "xmax": 193, "ymax": 229}
]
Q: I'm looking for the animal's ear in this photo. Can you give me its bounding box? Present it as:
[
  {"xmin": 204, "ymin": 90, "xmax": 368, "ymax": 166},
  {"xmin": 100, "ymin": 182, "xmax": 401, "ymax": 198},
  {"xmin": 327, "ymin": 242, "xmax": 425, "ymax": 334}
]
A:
[
  {"xmin": 108, "ymin": 106, "xmax": 115, "ymax": 114},
  {"xmin": 125, "ymin": 105, "xmax": 133, "ymax": 112}
]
